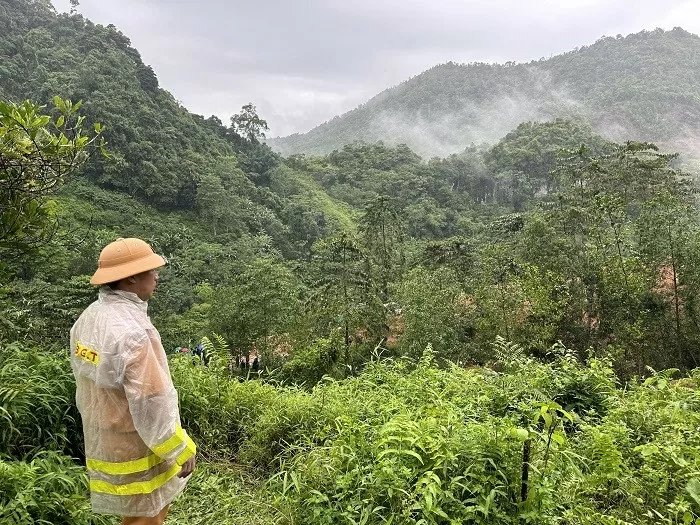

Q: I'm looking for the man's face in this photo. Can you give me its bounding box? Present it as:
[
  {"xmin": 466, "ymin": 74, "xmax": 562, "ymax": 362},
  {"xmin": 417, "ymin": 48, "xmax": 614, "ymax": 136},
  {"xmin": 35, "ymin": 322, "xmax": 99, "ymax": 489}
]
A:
[{"xmin": 132, "ymin": 269, "xmax": 160, "ymax": 301}]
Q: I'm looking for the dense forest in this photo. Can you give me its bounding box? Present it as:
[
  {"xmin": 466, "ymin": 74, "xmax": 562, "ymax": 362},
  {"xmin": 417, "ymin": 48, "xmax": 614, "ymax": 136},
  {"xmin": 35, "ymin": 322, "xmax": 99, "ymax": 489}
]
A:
[
  {"xmin": 1, "ymin": 0, "xmax": 700, "ymax": 523},
  {"xmin": 269, "ymin": 27, "xmax": 700, "ymax": 159}
]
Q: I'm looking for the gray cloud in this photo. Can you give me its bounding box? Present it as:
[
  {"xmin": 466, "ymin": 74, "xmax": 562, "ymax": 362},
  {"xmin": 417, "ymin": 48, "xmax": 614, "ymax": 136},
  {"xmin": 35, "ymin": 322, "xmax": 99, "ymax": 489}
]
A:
[{"xmin": 52, "ymin": 0, "xmax": 700, "ymax": 137}]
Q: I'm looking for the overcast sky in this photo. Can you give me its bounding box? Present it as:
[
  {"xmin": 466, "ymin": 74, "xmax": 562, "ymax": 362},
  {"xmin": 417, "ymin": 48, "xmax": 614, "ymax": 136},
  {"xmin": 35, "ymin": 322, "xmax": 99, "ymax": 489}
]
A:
[{"xmin": 51, "ymin": 0, "xmax": 700, "ymax": 138}]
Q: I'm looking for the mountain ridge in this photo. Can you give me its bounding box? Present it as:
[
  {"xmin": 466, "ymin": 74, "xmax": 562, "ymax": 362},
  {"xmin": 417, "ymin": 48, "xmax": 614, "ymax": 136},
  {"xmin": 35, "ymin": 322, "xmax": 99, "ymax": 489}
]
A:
[{"xmin": 268, "ymin": 27, "xmax": 700, "ymax": 159}]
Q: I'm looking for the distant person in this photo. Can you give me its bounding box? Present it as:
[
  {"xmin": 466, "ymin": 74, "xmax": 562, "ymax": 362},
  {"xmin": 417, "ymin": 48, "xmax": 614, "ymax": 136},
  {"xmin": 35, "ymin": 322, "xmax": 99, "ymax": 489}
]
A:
[
  {"xmin": 70, "ymin": 238, "xmax": 196, "ymax": 525},
  {"xmin": 252, "ymin": 356, "xmax": 259, "ymax": 371},
  {"xmin": 193, "ymin": 343, "xmax": 209, "ymax": 366}
]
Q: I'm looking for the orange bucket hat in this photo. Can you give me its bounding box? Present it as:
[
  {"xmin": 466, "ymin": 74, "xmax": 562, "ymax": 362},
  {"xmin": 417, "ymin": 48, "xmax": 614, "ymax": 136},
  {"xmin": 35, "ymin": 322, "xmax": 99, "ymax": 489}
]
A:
[{"xmin": 90, "ymin": 238, "xmax": 166, "ymax": 285}]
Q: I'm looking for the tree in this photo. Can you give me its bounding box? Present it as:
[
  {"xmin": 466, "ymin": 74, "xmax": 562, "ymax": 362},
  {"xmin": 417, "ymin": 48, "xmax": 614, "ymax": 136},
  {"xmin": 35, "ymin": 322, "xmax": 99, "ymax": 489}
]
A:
[
  {"xmin": 485, "ymin": 119, "xmax": 609, "ymax": 195},
  {"xmin": 308, "ymin": 232, "xmax": 382, "ymax": 362},
  {"xmin": 420, "ymin": 236, "xmax": 475, "ymax": 279},
  {"xmin": 230, "ymin": 103, "xmax": 269, "ymax": 143},
  {"xmin": 360, "ymin": 195, "xmax": 405, "ymax": 303},
  {"xmin": 637, "ymin": 193, "xmax": 700, "ymax": 369},
  {"xmin": 209, "ymin": 257, "xmax": 301, "ymax": 363},
  {"xmin": 0, "ymin": 97, "xmax": 104, "ymax": 257},
  {"xmin": 397, "ymin": 266, "xmax": 467, "ymax": 361},
  {"xmin": 195, "ymin": 173, "xmax": 227, "ymax": 237},
  {"xmin": 522, "ymin": 141, "xmax": 693, "ymax": 372}
]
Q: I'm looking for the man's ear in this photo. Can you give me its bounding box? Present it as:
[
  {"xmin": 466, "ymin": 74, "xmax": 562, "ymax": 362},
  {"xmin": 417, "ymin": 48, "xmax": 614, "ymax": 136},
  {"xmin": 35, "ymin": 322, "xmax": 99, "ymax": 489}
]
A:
[{"xmin": 127, "ymin": 275, "xmax": 137, "ymax": 283}]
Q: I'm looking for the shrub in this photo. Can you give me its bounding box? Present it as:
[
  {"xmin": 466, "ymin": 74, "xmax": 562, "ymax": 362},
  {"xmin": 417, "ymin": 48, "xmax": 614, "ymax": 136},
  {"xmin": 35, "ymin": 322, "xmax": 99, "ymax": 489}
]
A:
[
  {"xmin": 0, "ymin": 343, "xmax": 82, "ymax": 459},
  {"xmin": 170, "ymin": 349, "xmax": 279, "ymax": 459},
  {"xmin": 0, "ymin": 452, "xmax": 113, "ymax": 525}
]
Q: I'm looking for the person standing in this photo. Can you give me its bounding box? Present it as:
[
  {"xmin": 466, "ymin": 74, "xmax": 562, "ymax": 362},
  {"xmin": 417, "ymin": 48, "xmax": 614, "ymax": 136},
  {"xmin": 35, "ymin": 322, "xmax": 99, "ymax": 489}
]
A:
[{"xmin": 70, "ymin": 238, "xmax": 196, "ymax": 524}]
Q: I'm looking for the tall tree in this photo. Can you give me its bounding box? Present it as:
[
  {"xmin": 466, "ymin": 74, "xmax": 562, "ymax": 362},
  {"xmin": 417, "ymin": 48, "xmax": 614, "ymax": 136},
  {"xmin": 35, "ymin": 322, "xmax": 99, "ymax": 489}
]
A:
[
  {"xmin": 360, "ymin": 195, "xmax": 405, "ymax": 303},
  {"xmin": 230, "ymin": 103, "xmax": 269, "ymax": 143},
  {"xmin": 397, "ymin": 266, "xmax": 467, "ymax": 360},
  {"xmin": 209, "ymin": 257, "xmax": 301, "ymax": 363},
  {"xmin": 637, "ymin": 193, "xmax": 700, "ymax": 369},
  {"xmin": 524, "ymin": 141, "xmax": 691, "ymax": 371},
  {"xmin": 308, "ymin": 232, "xmax": 381, "ymax": 362}
]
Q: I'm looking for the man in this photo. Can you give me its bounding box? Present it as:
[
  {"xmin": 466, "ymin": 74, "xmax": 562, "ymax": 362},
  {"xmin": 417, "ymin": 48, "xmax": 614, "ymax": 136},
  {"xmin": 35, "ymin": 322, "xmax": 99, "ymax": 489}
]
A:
[{"xmin": 70, "ymin": 238, "xmax": 196, "ymax": 524}]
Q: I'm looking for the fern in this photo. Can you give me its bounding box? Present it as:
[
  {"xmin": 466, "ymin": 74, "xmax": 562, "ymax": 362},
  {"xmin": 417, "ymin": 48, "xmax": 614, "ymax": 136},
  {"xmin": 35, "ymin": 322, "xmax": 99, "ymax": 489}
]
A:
[
  {"xmin": 419, "ymin": 343, "xmax": 436, "ymax": 367},
  {"xmin": 0, "ymin": 343, "xmax": 78, "ymax": 457},
  {"xmin": 201, "ymin": 333, "xmax": 230, "ymax": 371},
  {"xmin": 491, "ymin": 336, "xmax": 525, "ymax": 365}
]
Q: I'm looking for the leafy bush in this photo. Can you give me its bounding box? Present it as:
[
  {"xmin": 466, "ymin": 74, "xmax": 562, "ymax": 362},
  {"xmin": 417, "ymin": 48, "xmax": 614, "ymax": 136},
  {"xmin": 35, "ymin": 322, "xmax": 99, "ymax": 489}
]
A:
[
  {"xmin": 1, "ymin": 338, "xmax": 699, "ymax": 524},
  {"xmin": 237, "ymin": 385, "xmax": 345, "ymax": 470},
  {"xmin": 279, "ymin": 336, "xmax": 342, "ymax": 386},
  {"xmin": 0, "ymin": 452, "xmax": 113, "ymax": 525},
  {"xmin": 170, "ymin": 338, "xmax": 279, "ymax": 459},
  {"xmin": 254, "ymin": 347, "xmax": 700, "ymax": 525},
  {"xmin": 166, "ymin": 463, "xmax": 281, "ymax": 525},
  {"xmin": 0, "ymin": 343, "xmax": 82, "ymax": 458}
]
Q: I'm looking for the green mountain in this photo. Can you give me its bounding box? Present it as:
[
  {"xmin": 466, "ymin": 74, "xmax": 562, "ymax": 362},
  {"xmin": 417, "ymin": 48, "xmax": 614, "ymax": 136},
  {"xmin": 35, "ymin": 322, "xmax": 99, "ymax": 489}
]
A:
[
  {"xmin": 0, "ymin": 0, "xmax": 356, "ymax": 260},
  {"xmin": 268, "ymin": 28, "xmax": 700, "ymax": 159}
]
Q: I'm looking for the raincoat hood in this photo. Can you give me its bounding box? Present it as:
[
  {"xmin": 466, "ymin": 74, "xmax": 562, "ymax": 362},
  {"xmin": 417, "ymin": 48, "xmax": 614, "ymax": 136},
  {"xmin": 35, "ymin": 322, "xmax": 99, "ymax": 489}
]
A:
[{"xmin": 98, "ymin": 286, "xmax": 149, "ymax": 312}]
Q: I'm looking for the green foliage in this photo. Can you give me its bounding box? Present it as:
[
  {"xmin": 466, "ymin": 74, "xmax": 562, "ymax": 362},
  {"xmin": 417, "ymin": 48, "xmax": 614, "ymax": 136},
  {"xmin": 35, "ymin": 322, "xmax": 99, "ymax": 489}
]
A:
[
  {"xmin": 0, "ymin": 452, "xmax": 112, "ymax": 525},
  {"xmin": 230, "ymin": 103, "xmax": 269, "ymax": 142},
  {"xmin": 170, "ymin": 340, "xmax": 280, "ymax": 458},
  {"xmin": 165, "ymin": 463, "xmax": 280, "ymax": 525},
  {"xmin": 4, "ymin": 5, "xmax": 700, "ymax": 524},
  {"xmin": 237, "ymin": 386, "xmax": 344, "ymax": 471},
  {"xmin": 308, "ymin": 232, "xmax": 384, "ymax": 355},
  {"xmin": 397, "ymin": 266, "xmax": 469, "ymax": 360},
  {"xmin": 279, "ymin": 336, "xmax": 343, "ymax": 386},
  {"xmin": 1, "ymin": 333, "xmax": 698, "ymax": 525},
  {"xmin": 290, "ymin": 141, "xmax": 474, "ymax": 240},
  {"xmin": 8, "ymin": 276, "xmax": 94, "ymax": 346},
  {"xmin": 360, "ymin": 195, "xmax": 405, "ymax": 302},
  {"xmin": 515, "ymin": 141, "xmax": 699, "ymax": 372},
  {"xmin": 209, "ymin": 257, "xmax": 303, "ymax": 358},
  {"xmin": 264, "ymin": 350, "xmax": 699, "ymax": 525},
  {"xmin": 0, "ymin": 342, "xmax": 81, "ymax": 458},
  {"xmin": 484, "ymin": 119, "xmax": 611, "ymax": 209},
  {"xmin": 0, "ymin": 97, "xmax": 103, "ymax": 255},
  {"xmin": 0, "ymin": 0, "xmax": 291, "ymax": 235},
  {"xmin": 486, "ymin": 119, "xmax": 609, "ymax": 182}
]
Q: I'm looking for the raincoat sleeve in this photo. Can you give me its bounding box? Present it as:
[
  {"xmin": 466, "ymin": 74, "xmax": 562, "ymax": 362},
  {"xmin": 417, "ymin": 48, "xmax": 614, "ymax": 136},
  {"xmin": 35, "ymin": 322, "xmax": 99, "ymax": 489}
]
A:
[{"xmin": 122, "ymin": 332, "xmax": 196, "ymax": 467}]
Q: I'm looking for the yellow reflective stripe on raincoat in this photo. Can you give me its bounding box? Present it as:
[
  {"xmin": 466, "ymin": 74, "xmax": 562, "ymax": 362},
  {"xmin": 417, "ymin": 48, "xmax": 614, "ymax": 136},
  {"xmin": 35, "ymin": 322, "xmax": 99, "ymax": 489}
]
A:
[
  {"xmin": 86, "ymin": 453, "xmax": 163, "ymax": 475},
  {"xmin": 176, "ymin": 434, "xmax": 197, "ymax": 466},
  {"xmin": 151, "ymin": 424, "xmax": 187, "ymax": 457},
  {"xmin": 90, "ymin": 463, "xmax": 182, "ymax": 496},
  {"xmin": 89, "ymin": 434, "xmax": 196, "ymax": 496}
]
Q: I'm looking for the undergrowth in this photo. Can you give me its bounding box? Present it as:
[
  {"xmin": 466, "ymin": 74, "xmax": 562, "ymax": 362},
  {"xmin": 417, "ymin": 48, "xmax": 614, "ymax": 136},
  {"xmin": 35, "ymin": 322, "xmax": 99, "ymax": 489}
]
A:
[{"xmin": 1, "ymin": 341, "xmax": 699, "ymax": 524}]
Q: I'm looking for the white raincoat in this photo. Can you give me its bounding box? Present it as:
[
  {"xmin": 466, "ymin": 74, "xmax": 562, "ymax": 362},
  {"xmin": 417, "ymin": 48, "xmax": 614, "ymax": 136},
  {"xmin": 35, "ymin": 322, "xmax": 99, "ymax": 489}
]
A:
[{"xmin": 70, "ymin": 287, "xmax": 196, "ymax": 517}]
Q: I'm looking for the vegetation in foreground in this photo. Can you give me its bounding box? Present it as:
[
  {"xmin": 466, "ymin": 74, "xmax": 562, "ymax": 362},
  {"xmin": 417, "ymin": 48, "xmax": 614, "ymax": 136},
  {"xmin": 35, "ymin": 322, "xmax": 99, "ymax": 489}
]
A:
[{"xmin": 2, "ymin": 340, "xmax": 699, "ymax": 524}]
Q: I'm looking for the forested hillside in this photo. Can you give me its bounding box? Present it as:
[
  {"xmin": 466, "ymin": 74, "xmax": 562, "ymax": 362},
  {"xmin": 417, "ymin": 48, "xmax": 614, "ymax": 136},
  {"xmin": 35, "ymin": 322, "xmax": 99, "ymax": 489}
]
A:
[
  {"xmin": 269, "ymin": 28, "xmax": 700, "ymax": 158},
  {"xmin": 0, "ymin": 0, "xmax": 344, "ymax": 243},
  {"xmin": 2, "ymin": 1, "xmax": 700, "ymax": 523}
]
